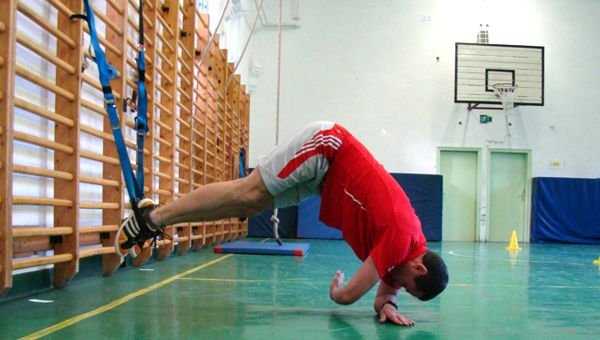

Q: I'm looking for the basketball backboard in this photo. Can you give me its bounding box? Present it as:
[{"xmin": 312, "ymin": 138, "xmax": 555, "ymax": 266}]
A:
[{"xmin": 455, "ymin": 43, "xmax": 544, "ymax": 109}]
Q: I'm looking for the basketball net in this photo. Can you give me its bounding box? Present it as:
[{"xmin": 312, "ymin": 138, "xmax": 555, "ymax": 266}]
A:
[{"xmin": 492, "ymin": 83, "xmax": 518, "ymax": 112}]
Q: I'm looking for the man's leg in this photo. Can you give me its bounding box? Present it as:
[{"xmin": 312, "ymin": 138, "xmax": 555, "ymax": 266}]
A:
[{"xmin": 149, "ymin": 168, "xmax": 273, "ymax": 226}]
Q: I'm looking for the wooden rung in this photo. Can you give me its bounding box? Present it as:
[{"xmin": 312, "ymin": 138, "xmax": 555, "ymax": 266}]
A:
[
  {"xmin": 190, "ymin": 234, "xmax": 204, "ymax": 240},
  {"xmin": 80, "ymin": 201, "xmax": 120, "ymax": 209},
  {"xmin": 174, "ymin": 177, "xmax": 189, "ymax": 185},
  {"xmin": 155, "ymin": 135, "xmax": 172, "ymax": 147},
  {"xmin": 155, "ymin": 171, "xmax": 172, "ymax": 180},
  {"xmin": 178, "ymin": 87, "xmax": 192, "ymax": 101},
  {"xmin": 154, "ymin": 189, "xmax": 172, "ymax": 196},
  {"xmin": 177, "ymin": 162, "xmax": 189, "ymax": 170},
  {"xmin": 155, "ymin": 66, "xmax": 173, "ymax": 84},
  {"xmin": 155, "ymin": 84, "xmax": 174, "ymax": 100},
  {"xmin": 14, "ymin": 97, "xmax": 74, "ymax": 126},
  {"xmin": 127, "ymin": 22, "xmax": 154, "ymax": 50},
  {"xmin": 81, "ymin": 124, "xmax": 113, "ymax": 142},
  {"xmin": 17, "ymin": 2, "xmax": 76, "ymax": 49},
  {"xmin": 155, "ymin": 239, "xmax": 173, "ymax": 247},
  {"xmin": 80, "ymin": 150, "xmax": 120, "ymax": 165},
  {"xmin": 12, "ymin": 227, "xmax": 73, "ymax": 238},
  {"xmin": 82, "ymin": 73, "xmax": 122, "ymax": 100},
  {"xmin": 153, "ymin": 153, "xmax": 171, "ymax": 164},
  {"xmin": 13, "ymin": 196, "xmax": 73, "ymax": 207},
  {"xmin": 80, "ymin": 98, "xmax": 106, "ymax": 116},
  {"xmin": 154, "ymin": 101, "xmax": 173, "ymax": 116},
  {"xmin": 178, "ymin": 70, "xmax": 193, "ymax": 87},
  {"xmin": 176, "ymin": 147, "xmax": 189, "ymax": 157},
  {"xmin": 174, "ymin": 236, "xmax": 189, "ymax": 242},
  {"xmin": 82, "ymin": 26, "xmax": 122, "ymax": 57},
  {"xmin": 156, "ymin": 13, "xmax": 175, "ymax": 37},
  {"xmin": 16, "ymin": 33, "xmax": 76, "ymax": 75},
  {"xmin": 156, "ymin": 33, "xmax": 175, "ymax": 53},
  {"xmin": 154, "ymin": 118, "xmax": 173, "ymax": 132},
  {"xmin": 156, "ymin": 49, "xmax": 174, "ymax": 69},
  {"xmin": 177, "ymin": 102, "xmax": 192, "ymax": 116},
  {"xmin": 15, "ymin": 65, "xmax": 75, "ymax": 101},
  {"xmin": 13, "ymin": 164, "xmax": 73, "ymax": 181},
  {"xmin": 93, "ymin": 7, "xmax": 123, "ymax": 35},
  {"xmin": 126, "ymin": 35, "xmax": 153, "ymax": 57},
  {"xmin": 13, "ymin": 131, "xmax": 73, "ymax": 154},
  {"xmin": 80, "ymin": 175, "xmax": 119, "ymax": 187},
  {"xmin": 13, "ymin": 254, "xmax": 73, "ymax": 270},
  {"xmin": 46, "ymin": 0, "xmax": 72, "ymax": 16},
  {"xmin": 107, "ymin": 0, "xmax": 124, "ymax": 14},
  {"xmin": 179, "ymin": 42, "xmax": 192, "ymax": 59},
  {"xmin": 191, "ymin": 114, "xmax": 205, "ymax": 126},
  {"xmin": 191, "ymin": 168, "xmax": 203, "ymax": 176},
  {"xmin": 175, "ymin": 114, "xmax": 191, "ymax": 128},
  {"xmin": 178, "ymin": 58, "xmax": 192, "ymax": 74},
  {"xmin": 80, "ymin": 225, "xmax": 119, "ymax": 234},
  {"xmin": 126, "ymin": 78, "xmax": 153, "ymax": 95},
  {"xmin": 176, "ymin": 132, "xmax": 190, "ymax": 143},
  {"xmin": 126, "ymin": 0, "xmax": 153, "ymax": 28},
  {"xmin": 80, "ymin": 246, "xmax": 116, "ymax": 258}
]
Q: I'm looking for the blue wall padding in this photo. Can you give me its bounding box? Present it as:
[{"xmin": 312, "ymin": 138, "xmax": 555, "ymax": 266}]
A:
[
  {"xmin": 297, "ymin": 173, "xmax": 443, "ymax": 241},
  {"xmin": 391, "ymin": 173, "xmax": 443, "ymax": 241},
  {"xmin": 248, "ymin": 206, "xmax": 297, "ymax": 238},
  {"xmin": 297, "ymin": 195, "xmax": 343, "ymax": 239},
  {"xmin": 214, "ymin": 241, "xmax": 310, "ymax": 256},
  {"xmin": 530, "ymin": 177, "xmax": 600, "ymax": 244}
]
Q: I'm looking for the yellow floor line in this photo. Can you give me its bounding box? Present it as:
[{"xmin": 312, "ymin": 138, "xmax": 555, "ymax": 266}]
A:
[
  {"xmin": 177, "ymin": 277, "xmax": 318, "ymax": 284},
  {"xmin": 20, "ymin": 254, "xmax": 233, "ymax": 340}
]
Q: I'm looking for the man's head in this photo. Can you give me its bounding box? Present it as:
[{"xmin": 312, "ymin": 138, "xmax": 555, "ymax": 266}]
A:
[{"xmin": 391, "ymin": 251, "xmax": 448, "ymax": 301}]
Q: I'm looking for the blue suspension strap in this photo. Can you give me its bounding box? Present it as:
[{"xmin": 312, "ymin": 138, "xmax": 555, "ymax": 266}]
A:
[
  {"xmin": 72, "ymin": 0, "xmax": 146, "ymax": 207},
  {"xmin": 239, "ymin": 146, "xmax": 246, "ymax": 178},
  {"xmin": 127, "ymin": 0, "xmax": 148, "ymax": 194}
]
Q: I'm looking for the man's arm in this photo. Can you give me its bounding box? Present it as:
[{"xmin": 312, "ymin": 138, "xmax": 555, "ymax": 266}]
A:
[
  {"xmin": 373, "ymin": 280, "xmax": 415, "ymax": 326},
  {"xmin": 329, "ymin": 256, "xmax": 379, "ymax": 305}
]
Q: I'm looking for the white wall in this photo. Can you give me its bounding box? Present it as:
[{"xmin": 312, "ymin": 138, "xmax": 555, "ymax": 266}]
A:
[{"xmin": 248, "ymin": 0, "xmax": 600, "ymax": 178}]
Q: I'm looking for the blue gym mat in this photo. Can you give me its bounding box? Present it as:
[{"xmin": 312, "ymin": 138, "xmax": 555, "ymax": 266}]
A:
[{"xmin": 214, "ymin": 241, "xmax": 310, "ymax": 256}]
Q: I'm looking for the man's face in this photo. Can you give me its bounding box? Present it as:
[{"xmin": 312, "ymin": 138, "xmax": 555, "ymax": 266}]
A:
[{"xmin": 403, "ymin": 277, "xmax": 424, "ymax": 299}]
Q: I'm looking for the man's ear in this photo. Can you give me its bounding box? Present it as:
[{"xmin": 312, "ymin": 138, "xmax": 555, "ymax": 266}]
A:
[{"xmin": 414, "ymin": 263, "xmax": 428, "ymax": 276}]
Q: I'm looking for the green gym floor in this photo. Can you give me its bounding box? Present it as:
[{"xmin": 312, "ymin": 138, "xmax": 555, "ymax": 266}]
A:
[{"xmin": 1, "ymin": 239, "xmax": 600, "ymax": 339}]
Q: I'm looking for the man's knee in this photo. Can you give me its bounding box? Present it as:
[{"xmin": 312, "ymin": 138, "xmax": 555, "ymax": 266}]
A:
[{"xmin": 238, "ymin": 170, "xmax": 273, "ymax": 216}]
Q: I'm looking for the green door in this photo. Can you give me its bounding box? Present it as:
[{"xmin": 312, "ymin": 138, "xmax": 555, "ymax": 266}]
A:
[
  {"xmin": 439, "ymin": 150, "xmax": 479, "ymax": 241},
  {"xmin": 489, "ymin": 151, "xmax": 528, "ymax": 242}
]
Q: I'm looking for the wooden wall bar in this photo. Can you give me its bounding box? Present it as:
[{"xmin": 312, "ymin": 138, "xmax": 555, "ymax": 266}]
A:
[
  {"xmin": 0, "ymin": 0, "xmax": 250, "ymax": 297},
  {"xmin": 0, "ymin": 0, "xmax": 16, "ymax": 296}
]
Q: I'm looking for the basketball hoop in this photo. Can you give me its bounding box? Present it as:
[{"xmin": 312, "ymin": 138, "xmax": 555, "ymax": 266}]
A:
[{"xmin": 492, "ymin": 83, "xmax": 518, "ymax": 112}]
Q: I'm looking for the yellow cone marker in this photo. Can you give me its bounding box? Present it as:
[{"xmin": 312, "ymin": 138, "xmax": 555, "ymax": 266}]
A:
[
  {"xmin": 593, "ymin": 257, "xmax": 600, "ymax": 265},
  {"xmin": 506, "ymin": 230, "xmax": 521, "ymax": 250}
]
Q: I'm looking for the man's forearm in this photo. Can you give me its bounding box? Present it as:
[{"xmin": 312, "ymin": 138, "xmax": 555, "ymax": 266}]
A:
[
  {"xmin": 373, "ymin": 281, "xmax": 399, "ymax": 314},
  {"xmin": 374, "ymin": 294, "xmax": 397, "ymax": 314}
]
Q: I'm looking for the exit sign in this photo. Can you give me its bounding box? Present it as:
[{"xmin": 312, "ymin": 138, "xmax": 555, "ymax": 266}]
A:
[{"xmin": 480, "ymin": 115, "xmax": 492, "ymax": 124}]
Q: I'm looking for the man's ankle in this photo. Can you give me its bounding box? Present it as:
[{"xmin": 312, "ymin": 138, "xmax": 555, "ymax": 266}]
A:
[{"xmin": 144, "ymin": 208, "xmax": 164, "ymax": 231}]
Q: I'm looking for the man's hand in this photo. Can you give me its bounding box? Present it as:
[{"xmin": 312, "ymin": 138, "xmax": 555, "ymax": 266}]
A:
[
  {"xmin": 378, "ymin": 303, "xmax": 415, "ymax": 326},
  {"xmin": 329, "ymin": 270, "xmax": 345, "ymax": 303}
]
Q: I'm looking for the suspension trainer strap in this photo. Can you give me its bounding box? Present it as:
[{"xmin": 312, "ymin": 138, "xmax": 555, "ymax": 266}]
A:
[
  {"xmin": 239, "ymin": 146, "xmax": 246, "ymax": 178},
  {"xmin": 134, "ymin": 0, "xmax": 148, "ymax": 194},
  {"xmin": 74, "ymin": 0, "xmax": 144, "ymax": 204}
]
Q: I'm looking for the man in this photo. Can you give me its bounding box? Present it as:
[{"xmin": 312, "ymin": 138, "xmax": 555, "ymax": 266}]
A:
[{"xmin": 116, "ymin": 121, "xmax": 448, "ymax": 326}]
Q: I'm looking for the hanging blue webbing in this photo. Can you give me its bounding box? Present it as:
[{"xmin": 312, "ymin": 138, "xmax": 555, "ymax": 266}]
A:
[
  {"xmin": 239, "ymin": 146, "xmax": 246, "ymax": 178},
  {"xmin": 133, "ymin": 0, "xmax": 148, "ymax": 194},
  {"xmin": 74, "ymin": 0, "xmax": 147, "ymax": 206}
]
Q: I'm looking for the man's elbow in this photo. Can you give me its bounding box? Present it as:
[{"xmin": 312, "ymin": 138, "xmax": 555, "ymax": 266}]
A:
[{"xmin": 334, "ymin": 291, "xmax": 359, "ymax": 305}]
